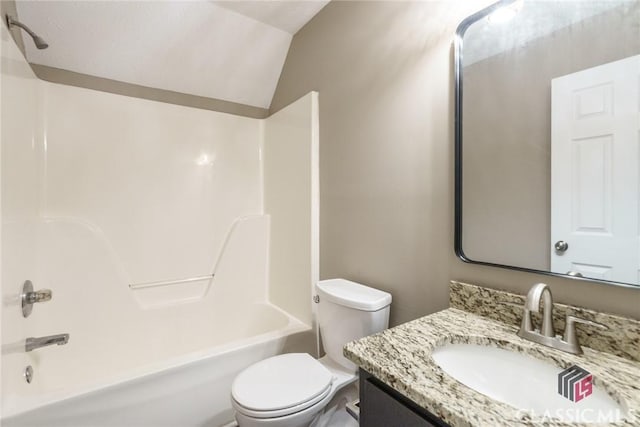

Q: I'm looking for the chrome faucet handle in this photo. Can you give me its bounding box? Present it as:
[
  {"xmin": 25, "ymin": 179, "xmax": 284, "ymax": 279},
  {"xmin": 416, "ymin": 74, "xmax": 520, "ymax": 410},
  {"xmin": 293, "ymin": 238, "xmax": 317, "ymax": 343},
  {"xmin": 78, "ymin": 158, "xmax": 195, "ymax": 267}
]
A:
[
  {"xmin": 562, "ymin": 315, "xmax": 607, "ymax": 354},
  {"xmin": 21, "ymin": 280, "xmax": 53, "ymax": 318},
  {"xmin": 25, "ymin": 289, "xmax": 52, "ymax": 304}
]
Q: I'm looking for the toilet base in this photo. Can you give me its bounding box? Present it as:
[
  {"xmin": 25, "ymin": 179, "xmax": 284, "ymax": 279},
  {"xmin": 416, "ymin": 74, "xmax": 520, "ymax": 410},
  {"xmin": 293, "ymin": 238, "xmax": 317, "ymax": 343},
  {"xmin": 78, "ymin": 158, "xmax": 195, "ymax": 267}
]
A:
[{"xmin": 235, "ymin": 406, "xmax": 322, "ymax": 427}]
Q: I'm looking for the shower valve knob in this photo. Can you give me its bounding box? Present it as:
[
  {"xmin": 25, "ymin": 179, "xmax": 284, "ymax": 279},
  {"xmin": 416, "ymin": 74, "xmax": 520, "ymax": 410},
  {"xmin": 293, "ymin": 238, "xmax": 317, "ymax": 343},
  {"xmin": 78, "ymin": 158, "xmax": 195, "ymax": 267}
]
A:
[
  {"xmin": 21, "ymin": 281, "xmax": 52, "ymax": 317},
  {"xmin": 25, "ymin": 289, "xmax": 52, "ymax": 304}
]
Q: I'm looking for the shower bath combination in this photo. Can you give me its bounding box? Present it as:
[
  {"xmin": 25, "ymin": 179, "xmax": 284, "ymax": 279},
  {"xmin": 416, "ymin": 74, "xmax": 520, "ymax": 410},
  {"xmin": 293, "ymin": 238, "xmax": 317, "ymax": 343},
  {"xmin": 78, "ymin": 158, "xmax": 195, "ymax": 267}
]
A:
[
  {"xmin": 0, "ymin": 25, "xmax": 321, "ymax": 423},
  {"xmin": 5, "ymin": 14, "xmax": 48, "ymax": 49},
  {"xmin": 0, "ymin": 3, "xmax": 322, "ymax": 426}
]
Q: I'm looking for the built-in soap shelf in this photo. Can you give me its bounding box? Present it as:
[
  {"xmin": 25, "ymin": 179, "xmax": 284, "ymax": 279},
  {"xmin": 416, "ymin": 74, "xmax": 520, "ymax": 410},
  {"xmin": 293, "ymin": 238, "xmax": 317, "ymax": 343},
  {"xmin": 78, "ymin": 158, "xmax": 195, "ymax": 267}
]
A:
[
  {"xmin": 129, "ymin": 274, "xmax": 215, "ymax": 290},
  {"xmin": 129, "ymin": 275, "xmax": 214, "ymax": 309}
]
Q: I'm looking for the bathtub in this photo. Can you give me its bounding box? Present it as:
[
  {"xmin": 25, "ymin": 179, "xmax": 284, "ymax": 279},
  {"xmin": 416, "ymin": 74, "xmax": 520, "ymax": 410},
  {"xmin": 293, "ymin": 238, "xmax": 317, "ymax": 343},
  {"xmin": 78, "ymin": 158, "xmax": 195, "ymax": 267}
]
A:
[{"xmin": 2, "ymin": 302, "xmax": 311, "ymax": 427}]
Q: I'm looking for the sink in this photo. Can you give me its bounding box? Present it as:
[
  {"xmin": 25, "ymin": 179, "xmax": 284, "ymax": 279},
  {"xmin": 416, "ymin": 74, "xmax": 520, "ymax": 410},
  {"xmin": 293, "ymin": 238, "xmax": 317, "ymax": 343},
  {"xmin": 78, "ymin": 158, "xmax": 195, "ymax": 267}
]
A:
[{"xmin": 431, "ymin": 343, "xmax": 626, "ymax": 423}]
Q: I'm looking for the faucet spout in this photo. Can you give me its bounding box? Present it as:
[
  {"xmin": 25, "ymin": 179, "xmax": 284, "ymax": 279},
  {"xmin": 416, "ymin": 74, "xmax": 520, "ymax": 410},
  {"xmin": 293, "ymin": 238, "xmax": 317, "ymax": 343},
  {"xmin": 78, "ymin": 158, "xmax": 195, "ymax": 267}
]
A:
[
  {"xmin": 524, "ymin": 283, "xmax": 554, "ymax": 337},
  {"xmin": 25, "ymin": 333, "xmax": 70, "ymax": 352},
  {"xmin": 517, "ymin": 283, "xmax": 606, "ymax": 355}
]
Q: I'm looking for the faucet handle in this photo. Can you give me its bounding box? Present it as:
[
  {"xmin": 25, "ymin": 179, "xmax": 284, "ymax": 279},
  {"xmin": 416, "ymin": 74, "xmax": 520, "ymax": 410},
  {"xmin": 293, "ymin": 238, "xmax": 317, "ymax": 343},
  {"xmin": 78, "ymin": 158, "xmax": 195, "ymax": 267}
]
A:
[
  {"xmin": 21, "ymin": 280, "xmax": 53, "ymax": 318},
  {"xmin": 565, "ymin": 315, "xmax": 607, "ymax": 330},
  {"xmin": 25, "ymin": 289, "xmax": 52, "ymax": 304},
  {"xmin": 563, "ymin": 315, "xmax": 607, "ymax": 347}
]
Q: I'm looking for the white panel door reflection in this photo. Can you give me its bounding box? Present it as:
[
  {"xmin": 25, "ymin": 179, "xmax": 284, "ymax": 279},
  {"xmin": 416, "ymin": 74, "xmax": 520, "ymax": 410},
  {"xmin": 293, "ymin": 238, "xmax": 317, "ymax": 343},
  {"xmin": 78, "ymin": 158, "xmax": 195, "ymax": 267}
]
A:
[{"xmin": 551, "ymin": 55, "xmax": 640, "ymax": 284}]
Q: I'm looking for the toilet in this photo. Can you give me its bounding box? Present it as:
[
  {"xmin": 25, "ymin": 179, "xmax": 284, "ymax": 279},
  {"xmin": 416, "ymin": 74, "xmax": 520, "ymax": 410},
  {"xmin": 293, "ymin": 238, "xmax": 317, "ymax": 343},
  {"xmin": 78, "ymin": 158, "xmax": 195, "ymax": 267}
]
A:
[{"xmin": 231, "ymin": 278, "xmax": 392, "ymax": 427}]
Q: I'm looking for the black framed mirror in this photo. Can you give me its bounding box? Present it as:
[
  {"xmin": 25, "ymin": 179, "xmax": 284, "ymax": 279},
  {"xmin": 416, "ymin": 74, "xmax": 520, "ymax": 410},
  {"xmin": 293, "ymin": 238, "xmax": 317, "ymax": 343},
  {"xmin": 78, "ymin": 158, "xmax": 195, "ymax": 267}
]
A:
[{"xmin": 455, "ymin": 0, "xmax": 640, "ymax": 288}]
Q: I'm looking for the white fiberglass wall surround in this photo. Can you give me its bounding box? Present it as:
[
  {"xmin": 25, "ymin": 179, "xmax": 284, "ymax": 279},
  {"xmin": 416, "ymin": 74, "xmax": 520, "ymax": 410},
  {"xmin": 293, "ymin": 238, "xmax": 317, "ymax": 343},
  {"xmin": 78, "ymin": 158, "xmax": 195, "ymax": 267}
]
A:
[
  {"xmin": 265, "ymin": 94, "xmax": 319, "ymax": 325},
  {"xmin": 1, "ymin": 24, "xmax": 318, "ymax": 424},
  {"xmin": 1, "ymin": 20, "xmax": 42, "ymax": 423},
  {"xmin": 41, "ymin": 82, "xmax": 264, "ymax": 309}
]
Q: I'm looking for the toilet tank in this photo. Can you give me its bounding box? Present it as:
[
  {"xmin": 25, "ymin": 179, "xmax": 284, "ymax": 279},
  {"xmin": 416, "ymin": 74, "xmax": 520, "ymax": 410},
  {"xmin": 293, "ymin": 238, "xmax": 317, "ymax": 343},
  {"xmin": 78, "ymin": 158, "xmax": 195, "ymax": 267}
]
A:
[{"xmin": 316, "ymin": 279, "xmax": 392, "ymax": 372}]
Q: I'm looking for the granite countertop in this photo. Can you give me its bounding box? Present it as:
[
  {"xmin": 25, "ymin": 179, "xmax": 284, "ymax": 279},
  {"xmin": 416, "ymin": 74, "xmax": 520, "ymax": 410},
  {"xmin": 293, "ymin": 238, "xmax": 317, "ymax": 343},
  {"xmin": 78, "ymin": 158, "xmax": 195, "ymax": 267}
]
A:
[{"xmin": 343, "ymin": 307, "xmax": 640, "ymax": 427}]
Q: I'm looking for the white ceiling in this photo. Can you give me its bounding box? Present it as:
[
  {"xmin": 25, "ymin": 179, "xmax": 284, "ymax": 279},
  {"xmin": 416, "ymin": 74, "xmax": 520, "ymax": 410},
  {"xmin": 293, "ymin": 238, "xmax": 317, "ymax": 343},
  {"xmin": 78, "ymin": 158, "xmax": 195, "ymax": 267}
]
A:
[
  {"xmin": 214, "ymin": 0, "xmax": 328, "ymax": 34},
  {"xmin": 16, "ymin": 1, "xmax": 329, "ymax": 109}
]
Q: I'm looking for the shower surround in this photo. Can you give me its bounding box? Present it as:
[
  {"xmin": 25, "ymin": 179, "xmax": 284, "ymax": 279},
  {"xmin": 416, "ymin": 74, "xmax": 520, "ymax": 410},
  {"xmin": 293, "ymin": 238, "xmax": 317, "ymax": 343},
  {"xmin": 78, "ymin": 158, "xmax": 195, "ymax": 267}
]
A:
[{"xmin": 1, "ymin": 25, "xmax": 319, "ymax": 425}]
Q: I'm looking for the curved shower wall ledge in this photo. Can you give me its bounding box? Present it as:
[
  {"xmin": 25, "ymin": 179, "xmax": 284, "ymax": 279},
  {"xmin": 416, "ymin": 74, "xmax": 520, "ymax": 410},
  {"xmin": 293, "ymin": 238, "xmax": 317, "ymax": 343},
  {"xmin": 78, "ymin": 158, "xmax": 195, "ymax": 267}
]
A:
[
  {"xmin": 130, "ymin": 215, "xmax": 270, "ymax": 309},
  {"xmin": 33, "ymin": 214, "xmax": 269, "ymax": 310}
]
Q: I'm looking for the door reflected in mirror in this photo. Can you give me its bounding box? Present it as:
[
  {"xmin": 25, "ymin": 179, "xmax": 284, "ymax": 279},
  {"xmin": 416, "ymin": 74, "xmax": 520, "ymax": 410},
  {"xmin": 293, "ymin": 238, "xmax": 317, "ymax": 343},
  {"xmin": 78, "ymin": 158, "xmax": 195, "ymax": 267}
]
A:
[{"xmin": 455, "ymin": 0, "xmax": 640, "ymax": 287}]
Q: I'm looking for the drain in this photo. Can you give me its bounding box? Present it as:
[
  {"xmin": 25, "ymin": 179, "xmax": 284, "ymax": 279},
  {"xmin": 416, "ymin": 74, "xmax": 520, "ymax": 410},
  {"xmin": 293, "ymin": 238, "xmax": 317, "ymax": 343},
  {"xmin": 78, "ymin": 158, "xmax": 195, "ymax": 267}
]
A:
[{"xmin": 24, "ymin": 365, "xmax": 33, "ymax": 384}]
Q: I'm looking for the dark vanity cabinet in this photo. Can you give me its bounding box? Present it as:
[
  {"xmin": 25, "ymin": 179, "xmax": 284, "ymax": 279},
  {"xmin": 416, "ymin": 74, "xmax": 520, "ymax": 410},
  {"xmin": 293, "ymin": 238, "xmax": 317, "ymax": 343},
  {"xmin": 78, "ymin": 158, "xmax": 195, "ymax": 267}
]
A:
[{"xmin": 359, "ymin": 370, "xmax": 450, "ymax": 427}]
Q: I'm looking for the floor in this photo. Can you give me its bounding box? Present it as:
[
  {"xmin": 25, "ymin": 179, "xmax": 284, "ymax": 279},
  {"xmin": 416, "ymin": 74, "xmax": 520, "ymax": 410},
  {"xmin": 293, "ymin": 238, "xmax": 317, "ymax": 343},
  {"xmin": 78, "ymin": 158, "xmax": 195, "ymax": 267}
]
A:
[{"xmin": 311, "ymin": 384, "xmax": 359, "ymax": 427}]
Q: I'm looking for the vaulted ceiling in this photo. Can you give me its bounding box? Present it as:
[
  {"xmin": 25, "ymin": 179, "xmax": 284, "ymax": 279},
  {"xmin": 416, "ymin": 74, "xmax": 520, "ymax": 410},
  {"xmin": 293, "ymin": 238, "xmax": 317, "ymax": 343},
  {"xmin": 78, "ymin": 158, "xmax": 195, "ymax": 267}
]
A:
[{"xmin": 16, "ymin": 1, "xmax": 329, "ymax": 108}]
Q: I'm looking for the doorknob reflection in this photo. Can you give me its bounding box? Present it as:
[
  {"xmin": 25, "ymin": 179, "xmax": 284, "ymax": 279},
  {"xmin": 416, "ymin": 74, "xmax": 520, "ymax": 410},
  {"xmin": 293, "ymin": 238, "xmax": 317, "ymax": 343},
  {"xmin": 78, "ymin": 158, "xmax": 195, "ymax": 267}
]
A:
[{"xmin": 554, "ymin": 241, "xmax": 569, "ymax": 253}]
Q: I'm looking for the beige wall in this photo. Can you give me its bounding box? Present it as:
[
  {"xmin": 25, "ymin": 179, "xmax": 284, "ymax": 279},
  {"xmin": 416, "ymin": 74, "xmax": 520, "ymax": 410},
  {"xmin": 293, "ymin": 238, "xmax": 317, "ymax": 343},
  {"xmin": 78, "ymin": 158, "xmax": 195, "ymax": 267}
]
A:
[
  {"xmin": 271, "ymin": 0, "xmax": 640, "ymax": 325},
  {"xmin": 463, "ymin": 3, "xmax": 640, "ymax": 271}
]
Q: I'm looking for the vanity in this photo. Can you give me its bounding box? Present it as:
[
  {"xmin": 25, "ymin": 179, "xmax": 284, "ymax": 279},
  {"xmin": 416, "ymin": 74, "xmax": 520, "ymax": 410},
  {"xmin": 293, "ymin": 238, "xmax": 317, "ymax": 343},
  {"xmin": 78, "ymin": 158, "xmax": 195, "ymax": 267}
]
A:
[
  {"xmin": 358, "ymin": 369, "xmax": 447, "ymax": 427},
  {"xmin": 344, "ymin": 281, "xmax": 640, "ymax": 427}
]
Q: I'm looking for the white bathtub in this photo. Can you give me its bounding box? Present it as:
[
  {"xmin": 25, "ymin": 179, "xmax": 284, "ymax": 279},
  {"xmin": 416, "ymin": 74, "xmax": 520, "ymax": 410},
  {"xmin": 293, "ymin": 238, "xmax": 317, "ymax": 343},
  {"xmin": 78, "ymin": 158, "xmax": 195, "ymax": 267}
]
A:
[{"xmin": 2, "ymin": 302, "xmax": 311, "ymax": 427}]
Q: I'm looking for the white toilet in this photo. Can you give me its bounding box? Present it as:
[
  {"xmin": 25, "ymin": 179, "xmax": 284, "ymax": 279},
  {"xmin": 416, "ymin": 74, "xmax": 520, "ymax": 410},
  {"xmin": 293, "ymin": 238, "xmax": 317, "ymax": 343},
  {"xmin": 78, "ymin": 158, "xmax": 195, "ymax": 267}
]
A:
[{"xmin": 231, "ymin": 278, "xmax": 392, "ymax": 427}]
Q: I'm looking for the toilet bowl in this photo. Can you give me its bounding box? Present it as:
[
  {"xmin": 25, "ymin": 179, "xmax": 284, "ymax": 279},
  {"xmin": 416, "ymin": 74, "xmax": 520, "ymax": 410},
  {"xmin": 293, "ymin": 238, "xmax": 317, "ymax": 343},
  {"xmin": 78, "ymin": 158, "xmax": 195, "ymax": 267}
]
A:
[
  {"xmin": 232, "ymin": 354, "xmax": 356, "ymax": 427},
  {"xmin": 231, "ymin": 279, "xmax": 392, "ymax": 427}
]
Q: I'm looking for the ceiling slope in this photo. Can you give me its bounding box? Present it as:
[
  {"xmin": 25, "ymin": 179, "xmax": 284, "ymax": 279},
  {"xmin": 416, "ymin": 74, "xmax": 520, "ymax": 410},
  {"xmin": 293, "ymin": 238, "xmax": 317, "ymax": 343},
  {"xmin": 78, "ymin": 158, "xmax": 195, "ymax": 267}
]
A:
[{"xmin": 214, "ymin": 0, "xmax": 329, "ymax": 35}]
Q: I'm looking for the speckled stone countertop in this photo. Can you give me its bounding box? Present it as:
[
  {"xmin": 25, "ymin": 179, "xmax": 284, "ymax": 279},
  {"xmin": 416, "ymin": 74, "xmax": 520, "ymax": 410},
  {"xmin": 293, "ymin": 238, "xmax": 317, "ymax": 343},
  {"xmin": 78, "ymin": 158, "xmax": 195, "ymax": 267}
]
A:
[
  {"xmin": 449, "ymin": 281, "xmax": 639, "ymax": 362},
  {"xmin": 343, "ymin": 284, "xmax": 640, "ymax": 426}
]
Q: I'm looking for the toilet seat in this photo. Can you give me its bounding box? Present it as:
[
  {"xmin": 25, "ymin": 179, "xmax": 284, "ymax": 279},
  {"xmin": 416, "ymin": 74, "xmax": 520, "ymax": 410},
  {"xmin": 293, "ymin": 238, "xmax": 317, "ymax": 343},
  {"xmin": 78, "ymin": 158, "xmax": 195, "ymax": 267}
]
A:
[
  {"xmin": 232, "ymin": 383, "xmax": 332, "ymax": 419},
  {"xmin": 232, "ymin": 353, "xmax": 334, "ymax": 419}
]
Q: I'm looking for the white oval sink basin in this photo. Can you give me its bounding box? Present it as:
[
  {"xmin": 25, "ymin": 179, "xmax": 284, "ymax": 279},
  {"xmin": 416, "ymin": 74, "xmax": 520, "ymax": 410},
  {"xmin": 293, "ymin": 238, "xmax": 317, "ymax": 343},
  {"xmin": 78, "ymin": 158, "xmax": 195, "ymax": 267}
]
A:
[{"xmin": 431, "ymin": 343, "xmax": 625, "ymax": 423}]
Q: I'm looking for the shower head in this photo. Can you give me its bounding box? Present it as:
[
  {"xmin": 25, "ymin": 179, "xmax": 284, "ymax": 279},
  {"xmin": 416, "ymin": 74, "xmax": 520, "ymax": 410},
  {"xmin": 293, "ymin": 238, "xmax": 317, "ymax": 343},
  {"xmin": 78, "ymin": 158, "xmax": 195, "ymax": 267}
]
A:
[
  {"xmin": 5, "ymin": 14, "xmax": 48, "ymax": 50},
  {"xmin": 31, "ymin": 34, "xmax": 49, "ymax": 50}
]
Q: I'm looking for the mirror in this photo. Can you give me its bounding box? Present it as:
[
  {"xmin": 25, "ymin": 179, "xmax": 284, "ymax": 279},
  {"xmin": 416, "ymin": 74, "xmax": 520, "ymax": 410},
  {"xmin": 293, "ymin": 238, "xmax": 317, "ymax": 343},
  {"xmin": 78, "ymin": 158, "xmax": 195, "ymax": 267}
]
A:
[{"xmin": 455, "ymin": 0, "xmax": 640, "ymax": 288}]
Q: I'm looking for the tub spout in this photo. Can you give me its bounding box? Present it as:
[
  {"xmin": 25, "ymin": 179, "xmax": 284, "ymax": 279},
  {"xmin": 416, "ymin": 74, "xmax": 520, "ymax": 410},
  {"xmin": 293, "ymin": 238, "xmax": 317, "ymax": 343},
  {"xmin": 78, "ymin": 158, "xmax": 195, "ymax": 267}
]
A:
[{"xmin": 25, "ymin": 333, "xmax": 69, "ymax": 352}]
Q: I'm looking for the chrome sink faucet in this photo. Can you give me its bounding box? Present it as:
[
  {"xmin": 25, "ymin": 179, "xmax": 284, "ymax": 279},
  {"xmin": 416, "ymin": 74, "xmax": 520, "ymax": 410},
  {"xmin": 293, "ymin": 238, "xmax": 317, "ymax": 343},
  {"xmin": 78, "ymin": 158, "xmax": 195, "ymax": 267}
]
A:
[
  {"xmin": 521, "ymin": 283, "xmax": 554, "ymax": 337},
  {"xmin": 516, "ymin": 283, "xmax": 606, "ymax": 355},
  {"xmin": 25, "ymin": 333, "xmax": 70, "ymax": 352}
]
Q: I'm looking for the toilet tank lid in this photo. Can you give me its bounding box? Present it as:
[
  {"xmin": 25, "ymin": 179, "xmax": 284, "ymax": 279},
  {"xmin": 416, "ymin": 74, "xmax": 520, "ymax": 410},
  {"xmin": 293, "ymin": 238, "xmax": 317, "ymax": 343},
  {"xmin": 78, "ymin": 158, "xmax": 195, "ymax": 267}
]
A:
[{"xmin": 316, "ymin": 279, "xmax": 391, "ymax": 311}]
